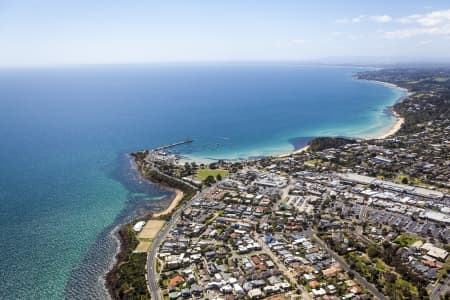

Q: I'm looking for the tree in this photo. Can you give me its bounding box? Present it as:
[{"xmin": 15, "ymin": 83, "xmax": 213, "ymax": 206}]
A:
[
  {"xmin": 401, "ymin": 177, "xmax": 409, "ymax": 184},
  {"xmin": 216, "ymin": 174, "xmax": 222, "ymax": 181},
  {"xmin": 367, "ymin": 245, "xmax": 380, "ymax": 258},
  {"xmin": 384, "ymin": 272, "xmax": 397, "ymax": 284},
  {"xmin": 204, "ymin": 175, "xmax": 216, "ymax": 186}
]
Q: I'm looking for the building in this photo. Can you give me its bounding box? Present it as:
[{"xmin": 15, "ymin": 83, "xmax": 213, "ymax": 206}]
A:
[{"xmin": 421, "ymin": 243, "xmax": 449, "ymax": 261}]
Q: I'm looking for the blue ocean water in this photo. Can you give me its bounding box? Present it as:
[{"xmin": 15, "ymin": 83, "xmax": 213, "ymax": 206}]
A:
[{"xmin": 0, "ymin": 64, "xmax": 404, "ymax": 299}]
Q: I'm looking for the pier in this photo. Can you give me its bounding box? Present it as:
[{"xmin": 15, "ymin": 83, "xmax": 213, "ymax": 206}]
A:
[{"xmin": 152, "ymin": 138, "xmax": 193, "ymax": 151}]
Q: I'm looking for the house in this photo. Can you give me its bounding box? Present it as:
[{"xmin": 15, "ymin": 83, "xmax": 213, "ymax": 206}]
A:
[
  {"xmin": 190, "ymin": 284, "xmax": 204, "ymax": 296},
  {"xmin": 220, "ymin": 284, "xmax": 233, "ymax": 294},
  {"xmin": 181, "ymin": 288, "xmax": 191, "ymax": 298},
  {"xmin": 248, "ymin": 288, "xmax": 263, "ymax": 299},
  {"xmin": 421, "ymin": 243, "xmax": 448, "ymax": 261},
  {"xmin": 309, "ymin": 280, "xmax": 320, "ymax": 289},
  {"xmin": 349, "ymin": 286, "xmax": 361, "ymax": 294},
  {"xmin": 169, "ymin": 275, "xmax": 185, "ymax": 288},
  {"xmin": 322, "ymin": 264, "xmax": 340, "ymax": 277},
  {"xmin": 233, "ymin": 283, "xmax": 245, "ymax": 294},
  {"xmin": 312, "ymin": 288, "xmax": 326, "ymax": 297},
  {"xmin": 169, "ymin": 292, "xmax": 181, "ymax": 300},
  {"xmin": 373, "ymin": 156, "xmax": 393, "ymax": 164},
  {"xmin": 326, "ymin": 284, "xmax": 337, "ymax": 293}
]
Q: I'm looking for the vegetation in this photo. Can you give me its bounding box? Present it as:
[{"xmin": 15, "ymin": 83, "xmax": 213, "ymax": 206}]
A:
[
  {"xmin": 144, "ymin": 169, "xmax": 196, "ymax": 206},
  {"xmin": 323, "ymin": 233, "xmax": 429, "ymax": 300},
  {"xmin": 196, "ymin": 168, "xmax": 229, "ymax": 181},
  {"xmin": 106, "ymin": 223, "xmax": 150, "ymax": 300},
  {"xmin": 358, "ymin": 68, "xmax": 450, "ymax": 135},
  {"xmin": 394, "ymin": 234, "xmax": 420, "ymax": 247},
  {"xmin": 308, "ymin": 137, "xmax": 355, "ymax": 152},
  {"xmin": 106, "ymin": 153, "xmax": 200, "ymax": 300}
]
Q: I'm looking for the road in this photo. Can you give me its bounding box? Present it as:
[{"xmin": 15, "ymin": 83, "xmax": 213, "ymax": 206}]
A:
[
  {"xmin": 254, "ymin": 234, "xmax": 313, "ymax": 300},
  {"xmin": 146, "ymin": 189, "xmax": 203, "ymax": 300},
  {"xmin": 431, "ymin": 277, "xmax": 449, "ymax": 300},
  {"xmin": 313, "ymin": 233, "xmax": 388, "ymax": 300}
]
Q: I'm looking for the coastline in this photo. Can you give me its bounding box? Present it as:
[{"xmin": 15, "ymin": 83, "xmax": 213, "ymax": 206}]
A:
[
  {"xmin": 357, "ymin": 78, "xmax": 410, "ymax": 140},
  {"xmin": 153, "ymin": 189, "xmax": 184, "ymax": 218},
  {"xmin": 104, "ymin": 73, "xmax": 411, "ymax": 299},
  {"xmin": 277, "ymin": 144, "xmax": 310, "ymax": 158},
  {"xmin": 104, "ymin": 156, "xmax": 187, "ymax": 300},
  {"xmin": 365, "ymin": 110, "xmax": 404, "ymax": 140},
  {"xmin": 105, "ymin": 153, "xmax": 197, "ymax": 299},
  {"xmin": 182, "ymin": 77, "xmax": 410, "ymax": 162}
]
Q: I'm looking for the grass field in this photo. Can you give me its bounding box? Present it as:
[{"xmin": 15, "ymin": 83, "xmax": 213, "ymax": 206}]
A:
[
  {"xmin": 196, "ymin": 168, "xmax": 229, "ymax": 180},
  {"xmin": 394, "ymin": 234, "xmax": 419, "ymax": 247},
  {"xmin": 134, "ymin": 241, "xmax": 152, "ymax": 253},
  {"xmin": 138, "ymin": 220, "xmax": 166, "ymax": 240},
  {"xmin": 135, "ymin": 220, "xmax": 166, "ymax": 253}
]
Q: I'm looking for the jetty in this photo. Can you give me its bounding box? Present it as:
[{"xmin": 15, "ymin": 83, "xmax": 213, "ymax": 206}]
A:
[{"xmin": 152, "ymin": 138, "xmax": 193, "ymax": 151}]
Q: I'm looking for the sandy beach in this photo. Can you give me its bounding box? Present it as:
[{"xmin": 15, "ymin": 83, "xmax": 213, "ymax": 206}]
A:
[
  {"xmin": 357, "ymin": 79, "xmax": 409, "ymax": 140},
  {"xmin": 153, "ymin": 189, "xmax": 184, "ymax": 218},
  {"xmin": 365, "ymin": 110, "xmax": 404, "ymax": 140},
  {"xmin": 278, "ymin": 144, "xmax": 310, "ymax": 158}
]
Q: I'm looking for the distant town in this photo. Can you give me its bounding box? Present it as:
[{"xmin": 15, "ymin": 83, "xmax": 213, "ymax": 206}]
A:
[{"xmin": 108, "ymin": 68, "xmax": 450, "ymax": 300}]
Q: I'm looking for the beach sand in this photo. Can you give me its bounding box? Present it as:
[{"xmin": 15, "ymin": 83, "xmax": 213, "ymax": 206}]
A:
[
  {"xmin": 366, "ymin": 111, "xmax": 404, "ymax": 140},
  {"xmin": 277, "ymin": 145, "xmax": 310, "ymax": 158},
  {"xmin": 153, "ymin": 189, "xmax": 184, "ymax": 218}
]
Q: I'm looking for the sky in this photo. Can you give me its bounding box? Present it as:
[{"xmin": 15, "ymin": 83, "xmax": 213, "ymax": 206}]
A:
[{"xmin": 1, "ymin": 0, "xmax": 450, "ymax": 66}]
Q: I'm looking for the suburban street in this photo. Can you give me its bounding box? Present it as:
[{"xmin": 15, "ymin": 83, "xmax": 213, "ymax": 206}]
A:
[
  {"xmin": 431, "ymin": 277, "xmax": 450, "ymax": 300},
  {"xmin": 313, "ymin": 233, "xmax": 388, "ymax": 300},
  {"xmin": 146, "ymin": 190, "xmax": 201, "ymax": 300},
  {"xmin": 254, "ymin": 233, "xmax": 313, "ymax": 300}
]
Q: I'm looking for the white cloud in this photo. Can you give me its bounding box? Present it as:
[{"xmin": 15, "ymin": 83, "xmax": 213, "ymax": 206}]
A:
[
  {"xmin": 385, "ymin": 9, "xmax": 450, "ymax": 38},
  {"xmin": 384, "ymin": 25, "xmax": 450, "ymax": 39},
  {"xmin": 336, "ymin": 15, "xmax": 366, "ymax": 23},
  {"xmin": 419, "ymin": 40, "xmax": 432, "ymax": 45},
  {"xmin": 336, "ymin": 14, "xmax": 391, "ymax": 24},
  {"xmin": 396, "ymin": 9, "xmax": 450, "ymax": 26},
  {"xmin": 369, "ymin": 15, "xmax": 392, "ymax": 23},
  {"xmin": 397, "ymin": 14, "xmax": 420, "ymax": 24}
]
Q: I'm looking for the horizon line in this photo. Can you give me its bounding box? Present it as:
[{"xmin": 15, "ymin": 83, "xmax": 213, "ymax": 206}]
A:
[{"xmin": 1, "ymin": 57, "xmax": 450, "ymax": 70}]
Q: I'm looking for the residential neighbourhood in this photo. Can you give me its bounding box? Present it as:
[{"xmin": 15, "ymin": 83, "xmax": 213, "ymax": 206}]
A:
[{"xmin": 124, "ymin": 68, "xmax": 450, "ymax": 300}]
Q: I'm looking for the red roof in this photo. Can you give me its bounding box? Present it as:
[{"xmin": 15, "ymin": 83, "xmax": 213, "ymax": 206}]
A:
[{"xmin": 169, "ymin": 275, "xmax": 184, "ymax": 287}]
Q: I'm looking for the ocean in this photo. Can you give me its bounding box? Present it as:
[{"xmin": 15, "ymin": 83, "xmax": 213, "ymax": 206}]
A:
[{"xmin": 0, "ymin": 64, "xmax": 404, "ymax": 299}]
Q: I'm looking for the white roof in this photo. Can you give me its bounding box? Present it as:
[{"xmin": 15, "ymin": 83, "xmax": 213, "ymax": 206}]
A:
[
  {"xmin": 423, "ymin": 210, "xmax": 450, "ymax": 224},
  {"xmin": 338, "ymin": 173, "xmax": 375, "ymax": 185},
  {"xmin": 248, "ymin": 288, "xmax": 263, "ymax": 297},
  {"xmin": 312, "ymin": 288, "xmax": 326, "ymax": 296},
  {"xmin": 413, "ymin": 186, "xmax": 444, "ymax": 198},
  {"xmin": 133, "ymin": 221, "xmax": 146, "ymax": 232},
  {"xmin": 421, "ymin": 243, "xmax": 448, "ymax": 260}
]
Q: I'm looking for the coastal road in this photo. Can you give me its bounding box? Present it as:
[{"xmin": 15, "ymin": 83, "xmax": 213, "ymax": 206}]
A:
[
  {"xmin": 313, "ymin": 233, "xmax": 388, "ymax": 300},
  {"xmin": 146, "ymin": 189, "xmax": 203, "ymax": 300}
]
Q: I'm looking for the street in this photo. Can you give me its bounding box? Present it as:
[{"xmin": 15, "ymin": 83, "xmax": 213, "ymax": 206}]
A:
[{"xmin": 313, "ymin": 233, "xmax": 388, "ymax": 300}]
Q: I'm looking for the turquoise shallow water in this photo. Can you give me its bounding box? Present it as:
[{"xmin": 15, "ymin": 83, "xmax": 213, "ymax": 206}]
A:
[{"xmin": 0, "ymin": 64, "xmax": 404, "ymax": 299}]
